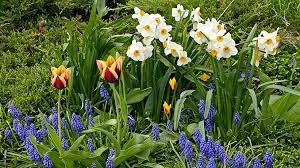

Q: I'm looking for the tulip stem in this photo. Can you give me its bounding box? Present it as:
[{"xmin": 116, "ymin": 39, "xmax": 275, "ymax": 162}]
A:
[{"xmin": 58, "ymin": 90, "xmax": 63, "ymax": 138}]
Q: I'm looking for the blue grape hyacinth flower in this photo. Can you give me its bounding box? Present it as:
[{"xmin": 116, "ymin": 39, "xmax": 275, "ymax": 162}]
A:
[
  {"xmin": 128, "ymin": 114, "xmax": 135, "ymax": 132},
  {"xmin": 197, "ymin": 154, "xmax": 205, "ymax": 168},
  {"xmin": 152, "ymin": 123, "xmax": 160, "ymax": 141},
  {"xmin": 91, "ymin": 162, "xmax": 97, "ymax": 168},
  {"xmin": 5, "ymin": 127, "xmax": 13, "ymax": 142},
  {"xmin": 62, "ymin": 138, "xmax": 69, "ymax": 150},
  {"xmin": 252, "ymin": 158, "xmax": 262, "ymax": 168},
  {"xmin": 198, "ymin": 99, "xmax": 205, "ymax": 120},
  {"xmin": 8, "ymin": 102, "xmax": 22, "ymax": 119},
  {"xmin": 232, "ymin": 151, "xmax": 246, "ymax": 168},
  {"xmin": 205, "ymin": 136, "xmax": 215, "ymax": 158},
  {"xmin": 43, "ymin": 153, "xmax": 53, "ymax": 168},
  {"xmin": 71, "ymin": 112, "xmax": 83, "ymax": 133},
  {"xmin": 263, "ymin": 150, "xmax": 273, "ymax": 168},
  {"xmin": 207, "ymin": 157, "xmax": 216, "ymax": 168},
  {"xmin": 106, "ymin": 149, "xmax": 115, "ymax": 168},
  {"xmin": 25, "ymin": 114, "xmax": 31, "ymax": 125},
  {"xmin": 194, "ymin": 127, "xmax": 203, "ymax": 147},
  {"xmin": 166, "ymin": 120, "xmax": 173, "ymax": 131},
  {"xmin": 183, "ymin": 140, "xmax": 194, "ymax": 162},
  {"xmin": 234, "ymin": 112, "xmax": 241, "ymax": 124},
  {"xmin": 100, "ymin": 85, "xmax": 111, "ymax": 105},
  {"xmin": 87, "ymin": 138, "xmax": 95, "ymax": 152},
  {"xmin": 62, "ymin": 117, "xmax": 69, "ymax": 129},
  {"xmin": 179, "ymin": 132, "xmax": 187, "ymax": 151}
]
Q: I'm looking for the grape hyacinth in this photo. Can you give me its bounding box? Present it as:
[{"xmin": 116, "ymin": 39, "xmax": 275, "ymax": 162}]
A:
[
  {"xmin": 128, "ymin": 114, "xmax": 135, "ymax": 131},
  {"xmin": 232, "ymin": 151, "xmax": 246, "ymax": 168},
  {"xmin": 106, "ymin": 149, "xmax": 115, "ymax": 168},
  {"xmin": 51, "ymin": 110, "xmax": 58, "ymax": 131},
  {"xmin": 62, "ymin": 138, "xmax": 69, "ymax": 150},
  {"xmin": 152, "ymin": 123, "xmax": 160, "ymax": 141},
  {"xmin": 207, "ymin": 157, "xmax": 216, "ymax": 168},
  {"xmin": 252, "ymin": 158, "xmax": 262, "ymax": 168},
  {"xmin": 25, "ymin": 114, "xmax": 31, "ymax": 125},
  {"xmin": 198, "ymin": 99, "xmax": 205, "ymax": 120},
  {"xmin": 71, "ymin": 112, "xmax": 83, "ymax": 133},
  {"xmin": 5, "ymin": 127, "xmax": 13, "ymax": 142},
  {"xmin": 85, "ymin": 99, "xmax": 94, "ymax": 115},
  {"xmin": 263, "ymin": 150, "xmax": 273, "ymax": 168},
  {"xmin": 194, "ymin": 127, "xmax": 203, "ymax": 147},
  {"xmin": 8, "ymin": 102, "xmax": 22, "ymax": 119},
  {"xmin": 62, "ymin": 117, "xmax": 68, "ymax": 129},
  {"xmin": 200, "ymin": 138, "xmax": 207, "ymax": 154},
  {"xmin": 205, "ymin": 119, "xmax": 212, "ymax": 132},
  {"xmin": 100, "ymin": 85, "xmax": 111, "ymax": 105},
  {"xmin": 183, "ymin": 140, "xmax": 194, "ymax": 162},
  {"xmin": 205, "ymin": 136, "xmax": 215, "ymax": 158},
  {"xmin": 217, "ymin": 145, "xmax": 230, "ymax": 166},
  {"xmin": 179, "ymin": 132, "xmax": 187, "ymax": 150},
  {"xmin": 87, "ymin": 138, "xmax": 95, "ymax": 152},
  {"xmin": 88, "ymin": 115, "xmax": 94, "ymax": 126},
  {"xmin": 197, "ymin": 154, "xmax": 205, "ymax": 168},
  {"xmin": 234, "ymin": 112, "xmax": 241, "ymax": 124},
  {"xmin": 166, "ymin": 120, "xmax": 173, "ymax": 131},
  {"xmin": 25, "ymin": 137, "xmax": 42, "ymax": 164},
  {"xmin": 91, "ymin": 162, "xmax": 97, "ymax": 168},
  {"xmin": 41, "ymin": 123, "xmax": 48, "ymax": 137},
  {"xmin": 208, "ymin": 83, "xmax": 216, "ymax": 91},
  {"xmin": 17, "ymin": 123, "xmax": 26, "ymax": 141},
  {"xmin": 13, "ymin": 119, "xmax": 19, "ymax": 132},
  {"xmin": 43, "ymin": 153, "xmax": 53, "ymax": 168}
]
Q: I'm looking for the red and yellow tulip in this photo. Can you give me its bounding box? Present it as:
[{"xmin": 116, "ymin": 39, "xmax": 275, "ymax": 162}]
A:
[
  {"xmin": 51, "ymin": 65, "xmax": 71, "ymax": 89},
  {"xmin": 169, "ymin": 77, "xmax": 177, "ymax": 90},
  {"xmin": 163, "ymin": 102, "xmax": 171, "ymax": 115},
  {"xmin": 96, "ymin": 55, "xmax": 122, "ymax": 83}
]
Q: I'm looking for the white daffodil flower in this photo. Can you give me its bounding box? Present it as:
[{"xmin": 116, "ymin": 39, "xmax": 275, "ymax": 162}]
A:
[
  {"xmin": 127, "ymin": 40, "xmax": 153, "ymax": 61},
  {"xmin": 132, "ymin": 7, "xmax": 146, "ymax": 20},
  {"xmin": 172, "ymin": 4, "xmax": 189, "ymax": 21},
  {"xmin": 254, "ymin": 28, "xmax": 280, "ymax": 57},
  {"xmin": 164, "ymin": 40, "xmax": 183, "ymax": 57},
  {"xmin": 151, "ymin": 14, "xmax": 165, "ymax": 24},
  {"xmin": 143, "ymin": 36, "xmax": 154, "ymax": 45},
  {"xmin": 207, "ymin": 41, "xmax": 223, "ymax": 60},
  {"xmin": 218, "ymin": 39, "xmax": 238, "ymax": 58},
  {"xmin": 250, "ymin": 52, "xmax": 264, "ymax": 67},
  {"xmin": 189, "ymin": 29, "xmax": 207, "ymax": 44},
  {"xmin": 136, "ymin": 14, "xmax": 156, "ymax": 38},
  {"xmin": 155, "ymin": 22, "xmax": 172, "ymax": 42},
  {"xmin": 177, "ymin": 51, "xmax": 191, "ymax": 66},
  {"xmin": 191, "ymin": 7, "xmax": 204, "ymax": 22}
]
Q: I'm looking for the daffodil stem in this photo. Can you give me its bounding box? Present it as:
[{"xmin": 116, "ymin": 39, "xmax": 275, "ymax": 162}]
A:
[
  {"xmin": 58, "ymin": 89, "xmax": 63, "ymax": 138},
  {"xmin": 248, "ymin": 43, "xmax": 258, "ymax": 88}
]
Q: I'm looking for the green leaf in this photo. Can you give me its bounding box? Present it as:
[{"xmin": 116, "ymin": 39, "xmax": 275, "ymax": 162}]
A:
[
  {"xmin": 180, "ymin": 90, "xmax": 195, "ymax": 99},
  {"xmin": 258, "ymin": 80, "xmax": 288, "ymax": 89},
  {"xmin": 69, "ymin": 135, "xmax": 86, "ymax": 151},
  {"xmin": 264, "ymin": 85, "xmax": 300, "ymax": 96},
  {"xmin": 126, "ymin": 87, "xmax": 152, "ymax": 104},
  {"xmin": 204, "ymin": 90, "xmax": 213, "ymax": 119},
  {"xmin": 187, "ymin": 123, "xmax": 198, "ymax": 135},
  {"xmin": 248, "ymin": 89, "xmax": 261, "ymax": 118}
]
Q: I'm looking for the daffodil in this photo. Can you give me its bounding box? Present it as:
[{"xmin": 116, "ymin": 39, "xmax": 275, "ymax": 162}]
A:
[
  {"xmin": 191, "ymin": 7, "xmax": 204, "ymax": 22},
  {"xmin": 199, "ymin": 73, "xmax": 210, "ymax": 81},
  {"xmin": 136, "ymin": 14, "xmax": 156, "ymax": 38},
  {"xmin": 189, "ymin": 29, "xmax": 207, "ymax": 44},
  {"xmin": 169, "ymin": 77, "xmax": 177, "ymax": 90},
  {"xmin": 152, "ymin": 14, "xmax": 165, "ymax": 24},
  {"xmin": 164, "ymin": 40, "xmax": 183, "ymax": 57},
  {"xmin": 96, "ymin": 55, "xmax": 122, "ymax": 83},
  {"xmin": 163, "ymin": 102, "xmax": 172, "ymax": 115},
  {"xmin": 172, "ymin": 4, "xmax": 189, "ymax": 21},
  {"xmin": 254, "ymin": 28, "xmax": 280, "ymax": 57},
  {"xmin": 218, "ymin": 39, "xmax": 238, "ymax": 58},
  {"xmin": 177, "ymin": 51, "xmax": 191, "ymax": 66},
  {"xmin": 127, "ymin": 40, "xmax": 153, "ymax": 61},
  {"xmin": 155, "ymin": 22, "xmax": 172, "ymax": 42},
  {"xmin": 251, "ymin": 52, "xmax": 264, "ymax": 67},
  {"xmin": 132, "ymin": 7, "xmax": 146, "ymax": 20},
  {"xmin": 51, "ymin": 65, "xmax": 71, "ymax": 89}
]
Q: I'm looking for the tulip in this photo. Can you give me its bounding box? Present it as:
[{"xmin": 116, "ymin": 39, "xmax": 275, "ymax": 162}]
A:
[
  {"xmin": 51, "ymin": 65, "xmax": 71, "ymax": 89},
  {"xmin": 199, "ymin": 73, "xmax": 210, "ymax": 82},
  {"xmin": 96, "ymin": 55, "xmax": 122, "ymax": 83},
  {"xmin": 169, "ymin": 77, "xmax": 177, "ymax": 90},
  {"xmin": 163, "ymin": 102, "xmax": 171, "ymax": 115}
]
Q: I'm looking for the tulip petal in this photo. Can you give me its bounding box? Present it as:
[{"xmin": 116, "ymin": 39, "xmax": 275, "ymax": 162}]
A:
[
  {"xmin": 52, "ymin": 76, "xmax": 67, "ymax": 89},
  {"xmin": 106, "ymin": 55, "xmax": 115, "ymax": 67},
  {"xmin": 115, "ymin": 56, "xmax": 122, "ymax": 75},
  {"xmin": 102, "ymin": 67, "xmax": 119, "ymax": 83},
  {"xmin": 96, "ymin": 60, "xmax": 106, "ymax": 74}
]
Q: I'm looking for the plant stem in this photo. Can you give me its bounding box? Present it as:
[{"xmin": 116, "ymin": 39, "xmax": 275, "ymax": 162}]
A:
[{"xmin": 58, "ymin": 89, "xmax": 63, "ymax": 138}]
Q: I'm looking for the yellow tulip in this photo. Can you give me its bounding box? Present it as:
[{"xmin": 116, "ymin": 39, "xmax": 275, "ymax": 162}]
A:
[
  {"xmin": 163, "ymin": 102, "xmax": 171, "ymax": 115},
  {"xmin": 169, "ymin": 77, "xmax": 177, "ymax": 90},
  {"xmin": 199, "ymin": 73, "xmax": 210, "ymax": 82}
]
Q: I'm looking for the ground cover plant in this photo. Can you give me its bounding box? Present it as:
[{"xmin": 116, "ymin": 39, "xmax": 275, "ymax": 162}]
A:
[{"xmin": 1, "ymin": 0, "xmax": 300, "ymax": 167}]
